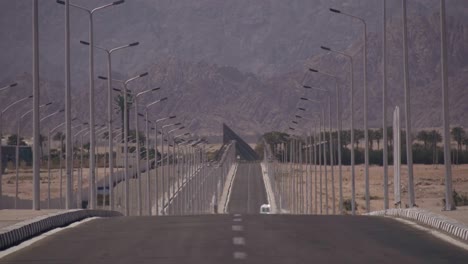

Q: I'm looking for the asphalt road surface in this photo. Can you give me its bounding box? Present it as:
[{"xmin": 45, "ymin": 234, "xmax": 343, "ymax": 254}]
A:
[
  {"xmin": 2, "ymin": 162, "xmax": 467, "ymax": 263},
  {"xmin": 1, "ymin": 215, "xmax": 468, "ymax": 264},
  {"xmin": 227, "ymin": 162, "xmax": 268, "ymax": 214}
]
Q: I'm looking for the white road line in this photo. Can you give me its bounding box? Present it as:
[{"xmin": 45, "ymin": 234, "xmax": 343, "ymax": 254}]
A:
[
  {"xmin": 232, "ymin": 225, "xmax": 243, "ymax": 232},
  {"xmin": 233, "ymin": 218, "xmax": 242, "ymax": 222},
  {"xmin": 0, "ymin": 217, "xmax": 99, "ymax": 259},
  {"xmin": 233, "ymin": 237, "xmax": 245, "ymax": 246},
  {"xmin": 234, "ymin": 214, "xmax": 242, "ymax": 217},
  {"xmin": 233, "ymin": 251, "xmax": 247, "ymax": 259}
]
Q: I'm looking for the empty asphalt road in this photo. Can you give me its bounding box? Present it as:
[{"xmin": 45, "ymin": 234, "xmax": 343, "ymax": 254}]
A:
[
  {"xmin": 2, "ymin": 161, "xmax": 467, "ymax": 263},
  {"xmin": 227, "ymin": 162, "xmax": 268, "ymax": 214},
  {"xmin": 1, "ymin": 215, "xmax": 467, "ymax": 263}
]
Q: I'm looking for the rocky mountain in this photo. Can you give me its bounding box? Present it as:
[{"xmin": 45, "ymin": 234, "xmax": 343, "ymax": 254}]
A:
[{"xmin": 1, "ymin": 0, "xmax": 468, "ymax": 142}]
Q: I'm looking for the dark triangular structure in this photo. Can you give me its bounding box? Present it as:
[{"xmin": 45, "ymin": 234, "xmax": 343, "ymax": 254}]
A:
[{"xmin": 223, "ymin": 123, "xmax": 259, "ymax": 161}]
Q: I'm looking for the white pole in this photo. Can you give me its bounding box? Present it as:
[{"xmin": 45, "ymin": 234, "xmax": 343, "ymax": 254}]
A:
[
  {"xmin": 440, "ymin": 0, "xmax": 454, "ymax": 210},
  {"xmin": 402, "ymin": 0, "xmax": 416, "ymax": 207},
  {"xmin": 65, "ymin": 0, "xmax": 73, "ymax": 210},
  {"xmin": 382, "ymin": 0, "xmax": 389, "ymax": 210},
  {"xmin": 32, "ymin": 0, "xmax": 41, "ymax": 210}
]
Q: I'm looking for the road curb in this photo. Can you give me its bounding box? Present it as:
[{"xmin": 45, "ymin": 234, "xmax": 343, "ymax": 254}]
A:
[
  {"xmin": 368, "ymin": 208, "xmax": 468, "ymax": 242},
  {"xmin": 0, "ymin": 209, "xmax": 122, "ymax": 250},
  {"xmin": 220, "ymin": 163, "xmax": 238, "ymax": 214},
  {"xmin": 260, "ymin": 162, "xmax": 277, "ymax": 214}
]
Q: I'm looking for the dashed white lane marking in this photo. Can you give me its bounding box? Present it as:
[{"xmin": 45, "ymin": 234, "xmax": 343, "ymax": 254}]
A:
[
  {"xmin": 234, "ymin": 214, "xmax": 242, "ymax": 217},
  {"xmin": 233, "ymin": 218, "xmax": 242, "ymax": 222},
  {"xmin": 233, "ymin": 237, "xmax": 246, "ymax": 245},
  {"xmin": 0, "ymin": 217, "xmax": 99, "ymax": 259},
  {"xmin": 233, "ymin": 251, "xmax": 247, "ymax": 259},
  {"xmin": 232, "ymin": 225, "xmax": 243, "ymax": 232}
]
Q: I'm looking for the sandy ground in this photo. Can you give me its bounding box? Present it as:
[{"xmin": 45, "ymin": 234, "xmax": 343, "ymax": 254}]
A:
[
  {"xmin": 272, "ymin": 163, "xmax": 468, "ymax": 224},
  {"xmin": 1, "ymin": 166, "xmax": 108, "ymax": 202}
]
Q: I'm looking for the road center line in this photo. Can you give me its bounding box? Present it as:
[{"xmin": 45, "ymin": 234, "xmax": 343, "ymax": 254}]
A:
[
  {"xmin": 233, "ymin": 237, "xmax": 245, "ymax": 245},
  {"xmin": 234, "ymin": 213, "xmax": 242, "ymax": 217},
  {"xmin": 233, "ymin": 218, "xmax": 242, "ymax": 222},
  {"xmin": 232, "ymin": 225, "xmax": 243, "ymax": 231},
  {"xmin": 233, "ymin": 251, "xmax": 247, "ymax": 260}
]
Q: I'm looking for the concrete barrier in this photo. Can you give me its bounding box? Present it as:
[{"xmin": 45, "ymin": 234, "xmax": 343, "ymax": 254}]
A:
[
  {"xmin": 368, "ymin": 208, "xmax": 468, "ymax": 242},
  {"xmin": 0, "ymin": 209, "xmax": 122, "ymax": 250},
  {"xmin": 260, "ymin": 162, "xmax": 277, "ymax": 214}
]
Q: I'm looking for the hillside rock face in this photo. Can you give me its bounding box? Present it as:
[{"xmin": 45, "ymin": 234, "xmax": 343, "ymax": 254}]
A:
[{"xmin": 1, "ymin": 0, "xmax": 467, "ymax": 141}]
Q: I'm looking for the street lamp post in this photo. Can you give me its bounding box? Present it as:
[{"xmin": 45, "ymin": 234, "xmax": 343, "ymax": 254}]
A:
[
  {"xmin": 0, "ymin": 82, "xmax": 17, "ymax": 93},
  {"xmin": 132, "ymin": 88, "xmax": 160, "ymax": 216},
  {"xmin": 299, "ymin": 97, "xmax": 329, "ymax": 214},
  {"xmin": 143, "ymin": 98, "xmax": 168, "ymax": 215},
  {"xmin": 80, "ymin": 40, "xmax": 139, "ymax": 211},
  {"xmin": 382, "ymin": 0, "xmax": 389, "ymax": 210},
  {"xmin": 151, "ymin": 115, "xmax": 175, "ymax": 215},
  {"xmin": 15, "ymin": 102, "xmax": 52, "ymax": 208},
  {"xmin": 160, "ymin": 122, "xmax": 182, "ymax": 214},
  {"xmin": 0, "ymin": 95, "xmax": 33, "ymax": 208},
  {"xmin": 48, "ymin": 120, "xmax": 81, "ymax": 209},
  {"xmin": 308, "ymin": 69, "xmax": 343, "ymax": 213},
  {"xmin": 295, "ymin": 113, "xmax": 322, "ymax": 214},
  {"xmin": 402, "ymin": 0, "xmax": 416, "ymax": 207},
  {"xmin": 98, "ymin": 72, "xmax": 148, "ymax": 216},
  {"xmin": 330, "ymin": 7, "xmax": 370, "ymax": 212},
  {"xmin": 303, "ymin": 84, "xmax": 336, "ymax": 214},
  {"xmin": 40, "ymin": 109, "xmax": 66, "ymax": 208},
  {"xmin": 57, "ymin": 0, "xmax": 125, "ymax": 210},
  {"xmin": 166, "ymin": 126, "xmax": 185, "ymax": 214},
  {"xmin": 440, "ymin": 0, "xmax": 455, "ymax": 210},
  {"xmin": 321, "ymin": 45, "xmax": 356, "ymax": 215},
  {"xmin": 32, "ymin": 0, "xmax": 40, "ymax": 211}
]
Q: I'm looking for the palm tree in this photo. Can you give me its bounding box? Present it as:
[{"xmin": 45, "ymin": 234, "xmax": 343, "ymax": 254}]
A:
[
  {"xmin": 368, "ymin": 129, "xmax": 375, "ymax": 150},
  {"xmin": 53, "ymin": 132, "xmax": 65, "ymax": 152},
  {"xmin": 374, "ymin": 128, "xmax": 383, "ymax": 150},
  {"xmin": 354, "ymin": 129, "xmax": 364, "ymax": 149},
  {"xmin": 7, "ymin": 134, "xmax": 26, "ymax": 146},
  {"xmin": 429, "ymin": 130, "xmax": 442, "ymax": 166},
  {"xmin": 386, "ymin": 126, "xmax": 393, "ymax": 148},
  {"xmin": 416, "ymin": 130, "xmax": 429, "ymax": 149},
  {"xmin": 340, "ymin": 130, "xmax": 351, "ymax": 147},
  {"xmin": 114, "ymin": 93, "xmax": 133, "ymax": 142},
  {"xmin": 451, "ymin": 127, "xmax": 465, "ymax": 164},
  {"xmin": 463, "ymin": 137, "xmax": 468, "ymax": 153}
]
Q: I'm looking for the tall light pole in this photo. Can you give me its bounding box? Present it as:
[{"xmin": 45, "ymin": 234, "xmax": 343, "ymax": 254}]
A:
[
  {"xmin": 303, "ymin": 85, "xmax": 336, "ymax": 214},
  {"xmin": 32, "ymin": 0, "xmax": 40, "ymax": 210},
  {"xmin": 402, "ymin": 0, "xmax": 416, "ymax": 207},
  {"xmin": 133, "ymin": 87, "xmax": 160, "ymax": 215},
  {"xmin": 295, "ymin": 114, "xmax": 322, "ymax": 214},
  {"xmin": 98, "ymin": 72, "xmax": 148, "ymax": 215},
  {"xmin": 160, "ymin": 122, "xmax": 181, "ymax": 214},
  {"xmin": 1, "ymin": 95, "xmax": 33, "ymax": 208},
  {"xmin": 440, "ymin": 0, "xmax": 454, "ymax": 211},
  {"xmin": 308, "ymin": 68, "xmax": 343, "ymax": 213},
  {"xmin": 40, "ymin": 109, "xmax": 65, "ymax": 208},
  {"xmin": 80, "ymin": 40, "xmax": 139, "ymax": 211},
  {"xmin": 321, "ymin": 45, "xmax": 356, "ymax": 215},
  {"xmin": 166, "ymin": 126, "xmax": 185, "ymax": 214},
  {"xmin": 152, "ymin": 115, "xmax": 175, "ymax": 215},
  {"xmin": 0, "ymin": 82, "xmax": 17, "ymax": 93},
  {"xmin": 298, "ymin": 97, "xmax": 328, "ymax": 214},
  {"xmin": 330, "ymin": 7, "xmax": 370, "ymax": 212},
  {"xmin": 381, "ymin": 0, "xmax": 389, "ymax": 210},
  {"xmin": 15, "ymin": 102, "xmax": 52, "ymax": 208},
  {"xmin": 57, "ymin": 0, "xmax": 125, "ymax": 210},
  {"xmin": 48, "ymin": 119, "xmax": 81, "ymax": 208},
  {"xmin": 144, "ymin": 98, "xmax": 168, "ymax": 215}
]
